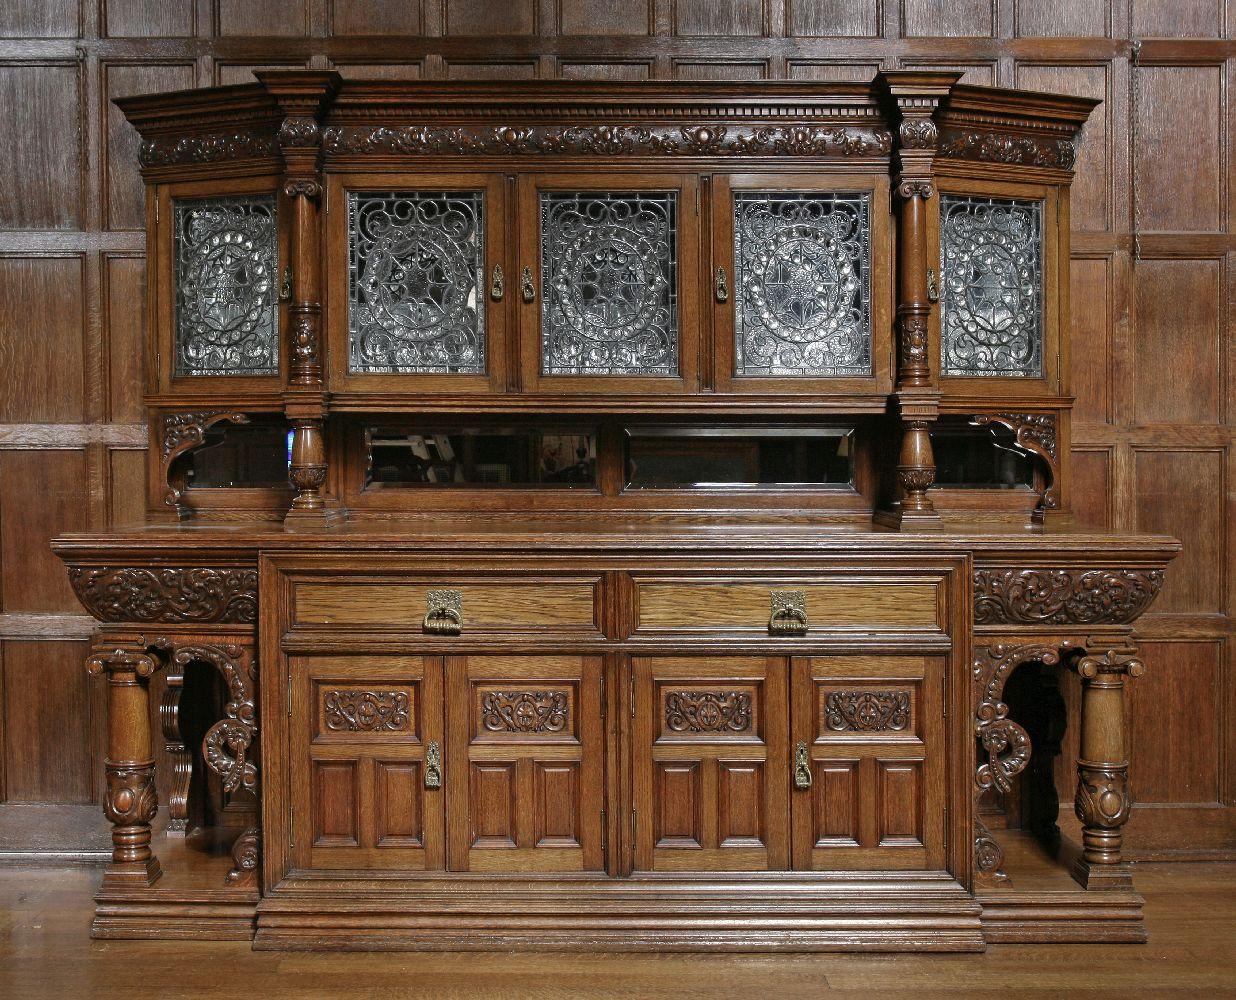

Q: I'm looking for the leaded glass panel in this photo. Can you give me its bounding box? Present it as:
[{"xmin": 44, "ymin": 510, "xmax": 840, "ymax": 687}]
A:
[
  {"xmin": 940, "ymin": 195, "xmax": 1044, "ymax": 378},
  {"xmin": 173, "ymin": 196, "xmax": 278, "ymax": 376},
  {"xmin": 733, "ymin": 192, "xmax": 872, "ymax": 377},
  {"xmin": 348, "ymin": 191, "xmax": 485, "ymax": 374},
  {"xmin": 540, "ymin": 191, "xmax": 678, "ymax": 377}
]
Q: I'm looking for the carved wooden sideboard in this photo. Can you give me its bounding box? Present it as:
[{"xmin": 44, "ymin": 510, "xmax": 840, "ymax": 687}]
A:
[{"xmin": 54, "ymin": 72, "xmax": 1177, "ymax": 950}]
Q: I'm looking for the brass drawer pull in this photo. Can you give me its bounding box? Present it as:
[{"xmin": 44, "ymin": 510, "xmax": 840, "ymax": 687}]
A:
[
  {"xmin": 769, "ymin": 590, "xmax": 808, "ymax": 636},
  {"xmin": 715, "ymin": 265, "xmax": 729, "ymax": 303},
  {"xmin": 425, "ymin": 740, "xmax": 442, "ymax": 789},
  {"xmin": 490, "ymin": 264, "xmax": 504, "ymax": 300},
  {"xmin": 423, "ymin": 589, "xmax": 462, "ymax": 635},
  {"xmin": 521, "ymin": 266, "xmax": 535, "ymax": 303},
  {"xmin": 794, "ymin": 742, "xmax": 812, "ymax": 791}
]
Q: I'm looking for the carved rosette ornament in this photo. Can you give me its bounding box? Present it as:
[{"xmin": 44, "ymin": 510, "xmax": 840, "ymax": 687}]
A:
[
  {"xmin": 665, "ymin": 691, "xmax": 753, "ymax": 734},
  {"xmin": 825, "ymin": 690, "xmax": 911, "ymax": 732},
  {"xmin": 973, "ymin": 568, "xmax": 1165, "ymax": 626},
  {"xmin": 70, "ymin": 566, "xmax": 257, "ymax": 624},
  {"xmin": 160, "ymin": 410, "xmax": 250, "ymax": 509},
  {"xmin": 971, "ymin": 412, "xmax": 1060, "ymax": 511}
]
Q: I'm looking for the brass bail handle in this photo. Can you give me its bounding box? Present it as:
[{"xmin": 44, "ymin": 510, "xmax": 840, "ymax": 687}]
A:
[
  {"xmin": 794, "ymin": 742, "xmax": 812, "ymax": 790},
  {"xmin": 423, "ymin": 588, "xmax": 462, "ymax": 636},
  {"xmin": 769, "ymin": 590, "xmax": 809, "ymax": 636}
]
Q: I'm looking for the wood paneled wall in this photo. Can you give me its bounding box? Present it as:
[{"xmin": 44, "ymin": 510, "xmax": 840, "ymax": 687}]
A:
[{"xmin": 0, "ymin": 1, "xmax": 1231, "ymax": 860}]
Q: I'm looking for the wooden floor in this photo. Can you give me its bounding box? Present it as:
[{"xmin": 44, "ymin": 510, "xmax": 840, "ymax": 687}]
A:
[{"xmin": 0, "ymin": 863, "xmax": 1234, "ymax": 998}]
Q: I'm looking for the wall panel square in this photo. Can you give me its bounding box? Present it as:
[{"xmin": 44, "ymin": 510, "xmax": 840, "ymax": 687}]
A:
[
  {"xmin": 1069, "ymin": 256, "xmax": 1112, "ymax": 423},
  {"xmin": 560, "ymin": 63, "xmax": 652, "ymax": 81},
  {"xmin": 446, "ymin": 0, "xmax": 535, "ymax": 34},
  {"xmin": 560, "ymin": 0, "xmax": 649, "ymax": 35},
  {"xmin": 901, "ymin": 0, "xmax": 993, "ymax": 37},
  {"xmin": 1071, "ymin": 447, "xmax": 1112, "ymax": 529},
  {"xmin": 104, "ymin": 0, "xmax": 194, "ymax": 36},
  {"xmin": 108, "ymin": 446, "xmax": 147, "ymax": 526},
  {"xmin": 675, "ymin": 0, "xmax": 763, "ymax": 35},
  {"xmin": 787, "ymin": 0, "xmax": 879, "ymax": 36},
  {"xmin": 216, "ymin": 0, "xmax": 308, "ymax": 36},
  {"xmin": 0, "ymin": 1, "xmax": 78, "ymax": 37},
  {"xmin": 329, "ymin": 0, "xmax": 423, "ymax": 34},
  {"xmin": 1014, "ymin": 0, "xmax": 1107, "ymax": 37},
  {"xmin": 0, "ymin": 63, "xmax": 82, "ymax": 230},
  {"xmin": 1131, "ymin": 0, "xmax": 1221, "ymax": 38},
  {"xmin": 104, "ymin": 253, "xmax": 146, "ymax": 423}
]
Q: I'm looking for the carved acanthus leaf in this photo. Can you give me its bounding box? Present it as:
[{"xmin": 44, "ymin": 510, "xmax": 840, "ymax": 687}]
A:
[
  {"xmin": 974, "ymin": 568, "xmax": 1165, "ymax": 626},
  {"xmin": 70, "ymin": 567, "xmax": 257, "ymax": 624},
  {"xmin": 139, "ymin": 130, "xmax": 280, "ymax": 167},
  {"xmin": 938, "ymin": 127, "xmax": 1076, "ymax": 170}
]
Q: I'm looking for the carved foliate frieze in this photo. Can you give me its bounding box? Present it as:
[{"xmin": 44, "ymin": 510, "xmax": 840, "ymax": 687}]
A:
[
  {"xmin": 70, "ymin": 566, "xmax": 258, "ymax": 624},
  {"xmin": 898, "ymin": 118, "xmax": 939, "ymax": 150},
  {"xmin": 824, "ymin": 690, "xmax": 911, "ymax": 732},
  {"xmin": 938, "ymin": 127, "xmax": 1076, "ymax": 170},
  {"xmin": 278, "ymin": 116, "xmax": 320, "ymax": 148},
  {"xmin": 664, "ymin": 691, "xmax": 753, "ymax": 734},
  {"xmin": 974, "ymin": 568, "xmax": 1165, "ymax": 626},
  {"xmin": 139, "ymin": 130, "xmax": 280, "ymax": 168},
  {"xmin": 323, "ymin": 690, "xmax": 412, "ymax": 733},
  {"xmin": 323, "ymin": 123, "xmax": 893, "ymax": 159},
  {"xmin": 481, "ymin": 691, "xmax": 569, "ymax": 734}
]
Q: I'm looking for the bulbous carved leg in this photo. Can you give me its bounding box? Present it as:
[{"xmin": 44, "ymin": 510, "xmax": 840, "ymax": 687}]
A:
[{"xmin": 87, "ymin": 639, "xmax": 163, "ymax": 887}]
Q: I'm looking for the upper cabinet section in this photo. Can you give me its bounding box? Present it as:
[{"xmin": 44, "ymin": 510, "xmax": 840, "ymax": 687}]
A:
[{"xmin": 116, "ymin": 74, "xmax": 1095, "ymax": 409}]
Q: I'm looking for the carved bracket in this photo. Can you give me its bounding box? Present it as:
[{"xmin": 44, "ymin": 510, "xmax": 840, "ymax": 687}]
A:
[
  {"xmin": 971, "ymin": 412, "xmax": 1060, "ymax": 512},
  {"xmin": 161, "ymin": 410, "xmax": 250, "ymax": 510},
  {"xmin": 974, "ymin": 567, "xmax": 1164, "ymax": 626}
]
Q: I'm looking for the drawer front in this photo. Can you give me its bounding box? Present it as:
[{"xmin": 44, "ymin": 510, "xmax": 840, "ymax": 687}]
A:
[
  {"xmin": 632, "ymin": 577, "xmax": 943, "ymax": 635},
  {"xmin": 293, "ymin": 576, "xmax": 602, "ymax": 633}
]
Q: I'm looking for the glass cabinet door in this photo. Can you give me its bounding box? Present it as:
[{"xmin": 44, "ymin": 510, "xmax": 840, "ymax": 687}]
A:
[
  {"xmin": 518, "ymin": 173, "xmax": 700, "ymax": 395},
  {"xmin": 326, "ymin": 174, "xmax": 509, "ymax": 394},
  {"xmin": 711, "ymin": 174, "xmax": 892, "ymax": 396}
]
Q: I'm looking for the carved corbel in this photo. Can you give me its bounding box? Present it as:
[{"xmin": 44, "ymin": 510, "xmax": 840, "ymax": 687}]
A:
[
  {"xmin": 161, "ymin": 410, "xmax": 250, "ymax": 512},
  {"xmin": 971, "ymin": 412, "xmax": 1060, "ymax": 514}
]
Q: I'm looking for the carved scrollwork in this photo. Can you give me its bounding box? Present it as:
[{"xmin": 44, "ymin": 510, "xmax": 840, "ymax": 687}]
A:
[
  {"xmin": 70, "ymin": 566, "xmax": 257, "ymax": 624},
  {"xmin": 974, "ymin": 817, "xmax": 1009, "ymax": 882},
  {"xmin": 168, "ymin": 643, "xmax": 258, "ymax": 795},
  {"xmin": 278, "ymin": 116, "xmax": 320, "ymax": 148},
  {"xmin": 974, "ymin": 568, "xmax": 1165, "ymax": 626},
  {"xmin": 938, "ymin": 127, "xmax": 1077, "ymax": 170},
  {"xmin": 665, "ymin": 691, "xmax": 752, "ymax": 734},
  {"xmin": 825, "ymin": 690, "xmax": 911, "ymax": 732},
  {"xmin": 899, "ymin": 118, "xmax": 939, "ymax": 149},
  {"xmin": 139, "ymin": 130, "xmax": 280, "ymax": 168},
  {"xmin": 324, "ymin": 690, "xmax": 411, "ymax": 733},
  {"xmin": 971, "ymin": 412, "xmax": 1059, "ymax": 510},
  {"xmin": 323, "ymin": 123, "xmax": 893, "ymax": 158},
  {"xmin": 482, "ymin": 691, "xmax": 569, "ymax": 734},
  {"xmin": 226, "ymin": 826, "xmax": 260, "ymax": 887},
  {"xmin": 160, "ymin": 410, "xmax": 250, "ymax": 509}
]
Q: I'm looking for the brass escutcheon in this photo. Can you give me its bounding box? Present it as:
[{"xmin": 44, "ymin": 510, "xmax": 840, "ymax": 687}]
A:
[
  {"xmin": 425, "ymin": 740, "xmax": 442, "ymax": 789},
  {"xmin": 794, "ymin": 742, "xmax": 812, "ymax": 790}
]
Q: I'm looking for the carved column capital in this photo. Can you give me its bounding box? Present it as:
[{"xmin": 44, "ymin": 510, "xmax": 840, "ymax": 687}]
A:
[{"xmin": 1072, "ymin": 648, "xmax": 1145, "ymax": 683}]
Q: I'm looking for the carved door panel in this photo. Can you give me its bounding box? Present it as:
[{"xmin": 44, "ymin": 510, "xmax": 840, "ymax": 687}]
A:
[
  {"xmin": 632, "ymin": 656, "xmax": 789, "ymax": 872},
  {"xmin": 290, "ymin": 655, "xmax": 445, "ymax": 871},
  {"xmin": 790, "ymin": 656, "xmax": 945, "ymax": 871},
  {"xmin": 445, "ymin": 654, "xmax": 605, "ymax": 872}
]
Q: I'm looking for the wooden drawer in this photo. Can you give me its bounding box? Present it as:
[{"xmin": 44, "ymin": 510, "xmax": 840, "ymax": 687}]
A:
[
  {"xmin": 292, "ymin": 575, "xmax": 602, "ymax": 634},
  {"xmin": 631, "ymin": 576, "xmax": 943, "ymax": 635}
]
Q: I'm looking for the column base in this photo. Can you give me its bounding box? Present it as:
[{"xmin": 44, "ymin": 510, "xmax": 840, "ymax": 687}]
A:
[
  {"xmin": 100, "ymin": 855, "xmax": 163, "ymax": 888},
  {"xmin": 283, "ymin": 501, "xmax": 346, "ymax": 527},
  {"xmin": 1070, "ymin": 855, "xmax": 1135, "ymax": 891},
  {"xmin": 873, "ymin": 505, "xmax": 943, "ymax": 531}
]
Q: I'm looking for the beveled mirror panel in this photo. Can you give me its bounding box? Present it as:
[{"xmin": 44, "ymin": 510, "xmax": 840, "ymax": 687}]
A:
[
  {"xmin": 348, "ymin": 191, "xmax": 486, "ymax": 374},
  {"xmin": 733, "ymin": 192, "xmax": 872, "ymax": 377},
  {"xmin": 939, "ymin": 195, "xmax": 1044, "ymax": 378},
  {"xmin": 540, "ymin": 191, "xmax": 678, "ymax": 377},
  {"xmin": 173, "ymin": 195, "xmax": 278, "ymax": 376}
]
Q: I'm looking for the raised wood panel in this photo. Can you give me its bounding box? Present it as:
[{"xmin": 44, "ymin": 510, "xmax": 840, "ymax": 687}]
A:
[
  {"xmin": 877, "ymin": 760, "xmax": 924, "ymax": 846},
  {"xmin": 332, "ymin": 62, "xmax": 423, "ymax": 80},
  {"xmin": 103, "ymin": 0, "xmax": 195, "ymax": 37},
  {"xmin": 1070, "ymin": 256, "xmax": 1112, "ymax": 423},
  {"xmin": 1131, "ymin": 0, "xmax": 1222, "ymax": 38},
  {"xmin": 216, "ymin": 0, "xmax": 308, "ymax": 36},
  {"xmin": 214, "ymin": 62, "xmax": 308, "ymax": 86},
  {"xmin": 0, "ymin": 1, "xmax": 79, "ymax": 38},
  {"xmin": 444, "ymin": 61, "xmax": 537, "ymax": 80},
  {"xmin": 107, "ymin": 447, "xmax": 147, "ymax": 527},
  {"xmin": 786, "ymin": 61, "xmax": 880, "ymax": 81},
  {"xmin": 312, "ymin": 760, "xmax": 360, "ymax": 846},
  {"xmin": 0, "ymin": 256, "xmax": 85, "ymax": 423},
  {"xmin": 0, "ymin": 450, "xmax": 89, "ymax": 613},
  {"xmin": 374, "ymin": 761, "xmax": 424, "ymax": 847},
  {"xmin": 1134, "ymin": 65, "xmax": 1223, "ymax": 234},
  {"xmin": 674, "ymin": 61, "xmax": 767, "ymax": 80},
  {"xmin": 1133, "ymin": 259, "xmax": 1222, "ymax": 425},
  {"xmin": 1014, "ymin": 0, "xmax": 1108, "ymax": 37},
  {"xmin": 104, "ymin": 63, "xmax": 195, "ymax": 231},
  {"xmin": 814, "ymin": 759, "xmax": 860, "ymax": 845},
  {"xmin": 1015, "ymin": 63, "xmax": 1109, "ymax": 233},
  {"xmin": 560, "ymin": 1, "xmax": 649, "ymax": 35},
  {"xmin": 787, "ymin": 0, "xmax": 879, "ymax": 37},
  {"xmin": 1071, "ymin": 448, "xmax": 1113, "ymax": 530},
  {"xmin": 0, "ymin": 63, "xmax": 81, "ymax": 230},
  {"xmin": 1130, "ymin": 641, "xmax": 1222, "ymax": 804},
  {"xmin": 674, "ymin": 0, "xmax": 763, "ymax": 36},
  {"xmin": 445, "ymin": 0, "xmax": 535, "ymax": 35},
  {"xmin": 560, "ymin": 62, "xmax": 651, "ymax": 81},
  {"xmin": 2, "ymin": 639, "xmax": 91, "ymax": 803},
  {"xmin": 901, "ymin": 0, "xmax": 993, "ymax": 37},
  {"xmin": 103, "ymin": 253, "xmax": 146, "ymax": 423},
  {"xmin": 1133, "ymin": 449, "xmax": 1225, "ymax": 615},
  {"xmin": 900, "ymin": 61, "xmax": 995, "ymax": 86},
  {"xmin": 329, "ymin": 0, "xmax": 424, "ymax": 35}
]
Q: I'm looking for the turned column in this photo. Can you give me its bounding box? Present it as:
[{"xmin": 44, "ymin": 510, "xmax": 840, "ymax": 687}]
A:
[
  {"xmin": 86, "ymin": 638, "xmax": 163, "ymax": 886},
  {"xmin": 1068, "ymin": 647, "xmax": 1145, "ymax": 888}
]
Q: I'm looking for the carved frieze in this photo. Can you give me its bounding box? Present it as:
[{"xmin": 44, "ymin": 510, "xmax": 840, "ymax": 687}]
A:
[
  {"xmin": 938, "ymin": 127, "xmax": 1076, "ymax": 170},
  {"xmin": 324, "ymin": 690, "xmax": 411, "ymax": 733},
  {"xmin": 139, "ymin": 130, "xmax": 280, "ymax": 168},
  {"xmin": 974, "ymin": 568, "xmax": 1165, "ymax": 626},
  {"xmin": 824, "ymin": 690, "xmax": 911, "ymax": 732},
  {"xmin": 323, "ymin": 123, "xmax": 893, "ymax": 159},
  {"xmin": 70, "ymin": 567, "xmax": 257, "ymax": 625},
  {"xmin": 665, "ymin": 691, "xmax": 753, "ymax": 734},
  {"xmin": 481, "ymin": 691, "xmax": 569, "ymax": 734}
]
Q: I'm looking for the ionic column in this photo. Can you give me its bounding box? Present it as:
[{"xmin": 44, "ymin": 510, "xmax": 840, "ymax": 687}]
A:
[
  {"xmin": 86, "ymin": 638, "xmax": 163, "ymax": 887},
  {"xmin": 1067, "ymin": 647, "xmax": 1145, "ymax": 889}
]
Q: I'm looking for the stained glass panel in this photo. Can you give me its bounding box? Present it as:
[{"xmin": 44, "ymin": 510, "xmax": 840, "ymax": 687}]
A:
[
  {"xmin": 540, "ymin": 191, "xmax": 678, "ymax": 377},
  {"xmin": 173, "ymin": 196, "xmax": 278, "ymax": 376},
  {"xmin": 733, "ymin": 192, "xmax": 872, "ymax": 377},
  {"xmin": 940, "ymin": 195, "xmax": 1044, "ymax": 378},
  {"xmin": 348, "ymin": 191, "xmax": 485, "ymax": 374}
]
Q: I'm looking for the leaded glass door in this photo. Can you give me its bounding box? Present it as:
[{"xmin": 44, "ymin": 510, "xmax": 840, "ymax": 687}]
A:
[
  {"xmin": 517, "ymin": 173, "xmax": 700, "ymax": 395},
  {"xmin": 326, "ymin": 173, "xmax": 510, "ymax": 395},
  {"xmin": 712, "ymin": 174, "xmax": 893, "ymax": 397}
]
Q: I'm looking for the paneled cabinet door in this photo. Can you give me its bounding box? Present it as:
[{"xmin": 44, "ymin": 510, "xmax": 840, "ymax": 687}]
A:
[
  {"xmin": 445, "ymin": 655, "xmax": 605, "ymax": 872},
  {"xmin": 632, "ymin": 657, "xmax": 789, "ymax": 871},
  {"xmin": 790, "ymin": 656, "xmax": 945, "ymax": 871},
  {"xmin": 290, "ymin": 656, "xmax": 445, "ymax": 871}
]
